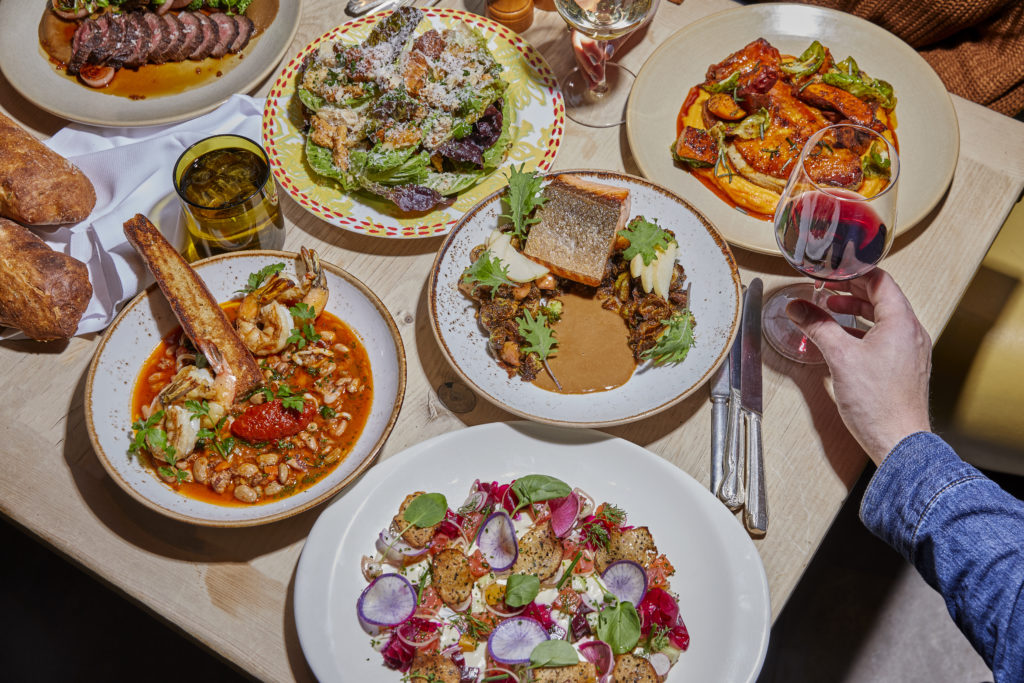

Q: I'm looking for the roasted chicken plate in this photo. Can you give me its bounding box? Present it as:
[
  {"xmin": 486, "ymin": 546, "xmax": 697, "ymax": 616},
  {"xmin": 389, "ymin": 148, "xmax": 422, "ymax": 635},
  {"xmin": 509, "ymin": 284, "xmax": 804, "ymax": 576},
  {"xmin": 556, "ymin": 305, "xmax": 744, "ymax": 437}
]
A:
[{"xmin": 672, "ymin": 38, "xmax": 898, "ymax": 219}]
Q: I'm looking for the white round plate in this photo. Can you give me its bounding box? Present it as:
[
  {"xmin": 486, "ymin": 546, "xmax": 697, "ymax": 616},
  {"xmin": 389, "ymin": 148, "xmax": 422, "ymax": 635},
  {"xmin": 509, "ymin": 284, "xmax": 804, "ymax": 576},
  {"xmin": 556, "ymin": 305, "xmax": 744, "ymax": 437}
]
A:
[
  {"xmin": 428, "ymin": 170, "xmax": 742, "ymax": 427},
  {"xmin": 0, "ymin": 0, "xmax": 301, "ymax": 127},
  {"xmin": 627, "ymin": 3, "xmax": 959, "ymax": 255},
  {"xmin": 261, "ymin": 8, "xmax": 564, "ymax": 238},
  {"xmin": 85, "ymin": 250, "xmax": 406, "ymax": 527},
  {"xmin": 294, "ymin": 421, "xmax": 771, "ymax": 682}
]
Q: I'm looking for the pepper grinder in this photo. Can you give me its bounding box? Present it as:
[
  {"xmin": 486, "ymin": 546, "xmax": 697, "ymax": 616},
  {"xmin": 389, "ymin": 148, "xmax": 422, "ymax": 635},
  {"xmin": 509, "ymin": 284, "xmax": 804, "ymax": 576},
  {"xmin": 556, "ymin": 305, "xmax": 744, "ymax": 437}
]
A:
[{"xmin": 487, "ymin": 0, "xmax": 534, "ymax": 33}]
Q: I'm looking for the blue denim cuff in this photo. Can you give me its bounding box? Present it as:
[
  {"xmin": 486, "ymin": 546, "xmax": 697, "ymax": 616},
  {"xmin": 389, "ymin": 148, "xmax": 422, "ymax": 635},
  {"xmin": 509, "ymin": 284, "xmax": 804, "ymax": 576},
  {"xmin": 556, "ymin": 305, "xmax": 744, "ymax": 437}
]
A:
[{"xmin": 859, "ymin": 432, "xmax": 985, "ymax": 560}]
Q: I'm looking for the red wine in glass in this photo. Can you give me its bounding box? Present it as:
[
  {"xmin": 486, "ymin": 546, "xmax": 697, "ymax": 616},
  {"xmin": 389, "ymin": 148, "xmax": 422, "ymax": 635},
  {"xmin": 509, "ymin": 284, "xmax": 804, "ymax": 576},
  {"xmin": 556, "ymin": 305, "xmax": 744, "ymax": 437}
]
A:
[{"xmin": 776, "ymin": 188, "xmax": 891, "ymax": 282}]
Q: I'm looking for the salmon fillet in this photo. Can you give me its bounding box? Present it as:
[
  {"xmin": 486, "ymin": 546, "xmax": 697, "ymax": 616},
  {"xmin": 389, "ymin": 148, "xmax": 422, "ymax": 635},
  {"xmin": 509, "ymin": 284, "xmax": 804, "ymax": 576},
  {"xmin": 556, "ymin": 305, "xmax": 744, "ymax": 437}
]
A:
[{"xmin": 123, "ymin": 214, "xmax": 262, "ymax": 401}]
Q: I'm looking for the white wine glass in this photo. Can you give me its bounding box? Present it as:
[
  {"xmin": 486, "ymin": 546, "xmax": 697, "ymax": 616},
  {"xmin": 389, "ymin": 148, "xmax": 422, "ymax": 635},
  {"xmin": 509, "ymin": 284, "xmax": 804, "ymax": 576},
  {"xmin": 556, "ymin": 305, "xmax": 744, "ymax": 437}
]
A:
[
  {"xmin": 554, "ymin": 0, "xmax": 653, "ymax": 127},
  {"xmin": 762, "ymin": 123, "xmax": 900, "ymax": 364}
]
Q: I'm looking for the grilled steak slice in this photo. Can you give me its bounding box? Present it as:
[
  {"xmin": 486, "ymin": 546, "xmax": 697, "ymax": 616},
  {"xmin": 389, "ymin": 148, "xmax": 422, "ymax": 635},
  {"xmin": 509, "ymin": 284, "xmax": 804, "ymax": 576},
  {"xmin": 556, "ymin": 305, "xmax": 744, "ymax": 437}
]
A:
[
  {"xmin": 90, "ymin": 14, "xmax": 121, "ymax": 66},
  {"xmin": 142, "ymin": 12, "xmax": 170, "ymax": 64},
  {"xmin": 230, "ymin": 15, "xmax": 255, "ymax": 52},
  {"xmin": 208, "ymin": 12, "xmax": 237, "ymax": 58},
  {"xmin": 175, "ymin": 12, "xmax": 203, "ymax": 62},
  {"xmin": 106, "ymin": 13, "xmax": 137, "ymax": 70},
  {"xmin": 122, "ymin": 13, "xmax": 152, "ymax": 69},
  {"xmin": 68, "ymin": 18, "xmax": 102, "ymax": 75},
  {"xmin": 189, "ymin": 12, "xmax": 219, "ymax": 60}
]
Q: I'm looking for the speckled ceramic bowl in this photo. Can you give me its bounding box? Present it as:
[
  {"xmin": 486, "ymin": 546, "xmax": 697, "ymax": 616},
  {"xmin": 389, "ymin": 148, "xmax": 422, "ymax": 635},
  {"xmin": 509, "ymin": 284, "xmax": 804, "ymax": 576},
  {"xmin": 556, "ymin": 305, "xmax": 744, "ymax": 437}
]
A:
[
  {"xmin": 86, "ymin": 251, "xmax": 406, "ymax": 527},
  {"xmin": 428, "ymin": 170, "xmax": 742, "ymax": 427}
]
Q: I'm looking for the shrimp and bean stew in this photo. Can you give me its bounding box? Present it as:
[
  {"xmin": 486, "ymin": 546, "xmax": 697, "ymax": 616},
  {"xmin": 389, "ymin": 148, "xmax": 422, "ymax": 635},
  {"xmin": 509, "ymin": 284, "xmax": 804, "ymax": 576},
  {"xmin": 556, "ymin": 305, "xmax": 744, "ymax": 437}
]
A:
[{"xmin": 129, "ymin": 250, "xmax": 373, "ymax": 506}]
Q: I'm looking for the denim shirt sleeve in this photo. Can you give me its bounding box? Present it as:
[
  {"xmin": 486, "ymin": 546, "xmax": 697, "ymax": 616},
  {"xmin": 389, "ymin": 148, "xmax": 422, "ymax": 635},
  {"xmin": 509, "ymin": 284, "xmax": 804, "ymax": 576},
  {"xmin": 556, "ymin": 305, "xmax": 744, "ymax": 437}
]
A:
[{"xmin": 859, "ymin": 432, "xmax": 1024, "ymax": 682}]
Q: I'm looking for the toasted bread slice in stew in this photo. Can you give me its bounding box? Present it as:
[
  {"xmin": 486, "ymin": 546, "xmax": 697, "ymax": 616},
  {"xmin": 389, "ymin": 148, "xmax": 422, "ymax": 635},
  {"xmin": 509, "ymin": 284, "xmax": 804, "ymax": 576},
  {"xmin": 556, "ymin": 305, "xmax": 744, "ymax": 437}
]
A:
[{"xmin": 524, "ymin": 175, "xmax": 630, "ymax": 287}]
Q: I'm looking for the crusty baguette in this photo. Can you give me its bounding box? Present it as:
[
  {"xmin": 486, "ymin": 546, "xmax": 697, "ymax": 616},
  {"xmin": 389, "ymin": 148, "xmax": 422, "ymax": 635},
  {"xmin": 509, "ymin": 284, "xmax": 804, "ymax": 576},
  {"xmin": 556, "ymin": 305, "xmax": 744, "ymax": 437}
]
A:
[
  {"xmin": 0, "ymin": 112, "xmax": 96, "ymax": 225},
  {"xmin": 0, "ymin": 218, "xmax": 91, "ymax": 340},
  {"xmin": 524, "ymin": 175, "xmax": 631, "ymax": 287},
  {"xmin": 123, "ymin": 214, "xmax": 262, "ymax": 400}
]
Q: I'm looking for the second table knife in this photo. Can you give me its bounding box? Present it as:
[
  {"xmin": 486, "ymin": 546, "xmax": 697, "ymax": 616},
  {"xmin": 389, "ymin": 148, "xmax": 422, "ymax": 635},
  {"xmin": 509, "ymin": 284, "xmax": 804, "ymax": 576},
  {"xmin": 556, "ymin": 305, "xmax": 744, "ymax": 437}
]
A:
[
  {"xmin": 741, "ymin": 278, "xmax": 767, "ymax": 535},
  {"xmin": 718, "ymin": 292, "xmax": 744, "ymax": 510},
  {"xmin": 709, "ymin": 355, "xmax": 730, "ymax": 496}
]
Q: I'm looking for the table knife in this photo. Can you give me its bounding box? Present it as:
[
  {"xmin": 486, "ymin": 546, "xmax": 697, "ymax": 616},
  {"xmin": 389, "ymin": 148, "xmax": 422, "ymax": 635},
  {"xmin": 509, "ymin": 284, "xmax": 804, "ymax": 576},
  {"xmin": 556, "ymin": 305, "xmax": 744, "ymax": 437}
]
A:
[
  {"xmin": 718, "ymin": 290, "xmax": 744, "ymax": 510},
  {"xmin": 741, "ymin": 278, "xmax": 767, "ymax": 535},
  {"xmin": 709, "ymin": 355, "xmax": 730, "ymax": 496},
  {"xmin": 347, "ymin": 0, "xmax": 398, "ymax": 16}
]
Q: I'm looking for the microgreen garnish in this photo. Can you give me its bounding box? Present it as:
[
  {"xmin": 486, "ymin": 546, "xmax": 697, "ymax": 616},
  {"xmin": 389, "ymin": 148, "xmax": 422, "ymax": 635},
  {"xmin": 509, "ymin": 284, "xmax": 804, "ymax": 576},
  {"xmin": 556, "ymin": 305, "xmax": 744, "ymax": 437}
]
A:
[
  {"xmin": 510, "ymin": 475, "xmax": 571, "ymax": 516},
  {"xmin": 403, "ymin": 493, "xmax": 448, "ymax": 528},
  {"xmin": 236, "ymin": 263, "xmax": 285, "ymax": 294},
  {"xmin": 647, "ymin": 623, "xmax": 671, "ymax": 652},
  {"xmin": 642, "ymin": 310, "xmax": 696, "ymax": 365},
  {"xmin": 516, "ymin": 309, "xmax": 558, "ymax": 361},
  {"xmin": 529, "ymin": 639, "xmax": 579, "ymax": 668},
  {"xmin": 505, "ymin": 574, "xmax": 541, "ymax": 608},
  {"xmin": 597, "ymin": 602, "xmax": 642, "ymax": 654},
  {"xmin": 500, "ymin": 164, "xmax": 546, "ymax": 241},
  {"xmin": 621, "ymin": 217, "xmax": 676, "ymax": 266},
  {"xmin": 461, "ymin": 249, "xmax": 514, "ymax": 298},
  {"xmin": 581, "ymin": 504, "xmax": 626, "ymax": 549},
  {"xmin": 185, "ymin": 399, "xmax": 210, "ymax": 420}
]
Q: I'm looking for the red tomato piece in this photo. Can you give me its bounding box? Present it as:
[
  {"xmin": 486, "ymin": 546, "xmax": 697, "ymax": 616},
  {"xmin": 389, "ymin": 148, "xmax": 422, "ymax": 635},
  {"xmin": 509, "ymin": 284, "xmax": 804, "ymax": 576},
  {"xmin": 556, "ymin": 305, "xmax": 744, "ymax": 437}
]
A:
[{"xmin": 230, "ymin": 398, "xmax": 316, "ymax": 441}]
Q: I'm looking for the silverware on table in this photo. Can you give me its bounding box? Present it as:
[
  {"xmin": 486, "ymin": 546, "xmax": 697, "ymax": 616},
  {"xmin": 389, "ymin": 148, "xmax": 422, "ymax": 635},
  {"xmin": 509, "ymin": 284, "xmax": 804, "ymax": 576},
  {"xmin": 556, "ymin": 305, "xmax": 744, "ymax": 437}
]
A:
[
  {"xmin": 347, "ymin": 0, "xmax": 416, "ymax": 17},
  {"xmin": 709, "ymin": 354, "xmax": 730, "ymax": 496},
  {"xmin": 718, "ymin": 289, "xmax": 745, "ymax": 510},
  {"xmin": 741, "ymin": 278, "xmax": 767, "ymax": 536}
]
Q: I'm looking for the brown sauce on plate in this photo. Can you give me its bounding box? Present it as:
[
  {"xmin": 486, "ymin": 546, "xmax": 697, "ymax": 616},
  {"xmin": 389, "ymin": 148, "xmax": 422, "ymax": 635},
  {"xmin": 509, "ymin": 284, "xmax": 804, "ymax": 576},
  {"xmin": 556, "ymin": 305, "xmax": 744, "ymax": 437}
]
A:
[
  {"xmin": 532, "ymin": 291, "xmax": 636, "ymax": 394},
  {"xmin": 37, "ymin": 0, "xmax": 278, "ymax": 99}
]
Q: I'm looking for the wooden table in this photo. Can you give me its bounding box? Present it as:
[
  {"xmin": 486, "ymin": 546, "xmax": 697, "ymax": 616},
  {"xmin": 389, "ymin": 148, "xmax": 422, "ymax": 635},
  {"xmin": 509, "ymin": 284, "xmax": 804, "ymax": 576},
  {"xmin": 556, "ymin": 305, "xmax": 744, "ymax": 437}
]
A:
[{"xmin": 3, "ymin": 0, "xmax": 1023, "ymax": 679}]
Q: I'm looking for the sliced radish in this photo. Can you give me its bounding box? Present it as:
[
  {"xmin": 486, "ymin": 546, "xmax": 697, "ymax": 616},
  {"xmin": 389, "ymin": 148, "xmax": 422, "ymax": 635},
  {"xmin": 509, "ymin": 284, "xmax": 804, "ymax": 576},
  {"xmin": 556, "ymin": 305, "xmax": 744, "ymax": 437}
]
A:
[
  {"xmin": 649, "ymin": 652, "xmax": 671, "ymax": 677},
  {"xmin": 601, "ymin": 560, "xmax": 648, "ymax": 606},
  {"xmin": 486, "ymin": 616, "xmax": 549, "ymax": 664},
  {"xmin": 377, "ymin": 529, "xmax": 429, "ymax": 563},
  {"xmin": 476, "ymin": 510, "xmax": 518, "ymax": 571},
  {"xmin": 356, "ymin": 573, "xmax": 417, "ymax": 627},
  {"xmin": 549, "ymin": 491, "xmax": 580, "ymax": 537},
  {"xmin": 579, "ymin": 639, "xmax": 613, "ymax": 680}
]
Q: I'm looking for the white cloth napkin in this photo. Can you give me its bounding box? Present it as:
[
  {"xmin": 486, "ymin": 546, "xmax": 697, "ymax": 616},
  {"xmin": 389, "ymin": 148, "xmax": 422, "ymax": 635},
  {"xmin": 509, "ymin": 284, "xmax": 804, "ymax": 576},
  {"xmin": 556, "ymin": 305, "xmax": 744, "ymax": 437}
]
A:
[{"xmin": 1, "ymin": 94, "xmax": 265, "ymax": 340}]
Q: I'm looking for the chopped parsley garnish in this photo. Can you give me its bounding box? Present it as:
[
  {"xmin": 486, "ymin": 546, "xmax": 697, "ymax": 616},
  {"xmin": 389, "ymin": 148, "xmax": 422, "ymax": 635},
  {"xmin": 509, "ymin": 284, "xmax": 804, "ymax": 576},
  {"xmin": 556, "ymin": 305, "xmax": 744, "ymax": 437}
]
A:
[
  {"xmin": 319, "ymin": 405, "xmax": 337, "ymax": 419},
  {"xmin": 461, "ymin": 250, "xmax": 514, "ymax": 298},
  {"xmin": 621, "ymin": 217, "xmax": 676, "ymax": 266},
  {"xmin": 500, "ymin": 164, "xmax": 546, "ymax": 241},
  {"xmin": 158, "ymin": 466, "xmax": 190, "ymax": 485},
  {"xmin": 287, "ymin": 303, "xmax": 322, "ymax": 350},
  {"xmin": 185, "ymin": 399, "xmax": 210, "ymax": 420},
  {"xmin": 642, "ymin": 310, "xmax": 696, "ymax": 365},
  {"xmin": 236, "ymin": 263, "xmax": 285, "ymax": 294}
]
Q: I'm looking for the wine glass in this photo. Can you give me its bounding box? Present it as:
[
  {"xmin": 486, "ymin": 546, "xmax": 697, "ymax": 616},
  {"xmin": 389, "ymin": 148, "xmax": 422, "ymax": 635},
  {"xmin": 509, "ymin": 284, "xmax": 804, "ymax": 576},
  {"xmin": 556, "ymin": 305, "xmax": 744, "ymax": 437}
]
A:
[
  {"xmin": 553, "ymin": 0, "xmax": 653, "ymax": 127},
  {"xmin": 761, "ymin": 123, "xmax": 900, "ymax": 364}
]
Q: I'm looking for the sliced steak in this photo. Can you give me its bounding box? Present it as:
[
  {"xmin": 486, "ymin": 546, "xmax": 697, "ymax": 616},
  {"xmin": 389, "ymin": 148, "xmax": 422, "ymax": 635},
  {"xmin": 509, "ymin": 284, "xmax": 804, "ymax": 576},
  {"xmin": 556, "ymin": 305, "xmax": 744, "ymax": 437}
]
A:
[
  {"xmin": 208, "ymin": 13, "xmax": 237, "ymax": 58},
  {"xmin": 122, "ymin": 13, "xmax": 152, "ymax": 69},
  {"xmin": 230, "ymin": 15, "xmax": 254, "ymax": 52},
  {"xmin": 68, "ymin": 19, "xmax": 101, "ymax": 75},
  {"xmin": 189, "ymin": 12, "xmax": 219, "ymax": 61},
  {"xmin": 161, "ymin": 14, "xmax": 186, "ymax": 62},
  {"xmin": 142, "ymin": 12, "xmax": 170, "ymax": 64},
  {"xmin": 175, "ymin": 12, "xmax": 203, "ymax": 62},
  {"xmin": 89, "ymin": 14, "xmax": 121, "ymax": 66},
  {"xmin": 106, "ymin": 13, "xmax": 137, "ymax": 70}
]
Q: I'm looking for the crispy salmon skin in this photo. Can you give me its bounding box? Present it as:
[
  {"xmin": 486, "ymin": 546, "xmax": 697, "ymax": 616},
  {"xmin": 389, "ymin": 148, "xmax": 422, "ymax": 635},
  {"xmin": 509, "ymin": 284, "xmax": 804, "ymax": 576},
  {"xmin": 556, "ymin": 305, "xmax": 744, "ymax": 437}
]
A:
[{"xmin": 122, "ymin": 214, "xmax": 262, "ymax": 401}]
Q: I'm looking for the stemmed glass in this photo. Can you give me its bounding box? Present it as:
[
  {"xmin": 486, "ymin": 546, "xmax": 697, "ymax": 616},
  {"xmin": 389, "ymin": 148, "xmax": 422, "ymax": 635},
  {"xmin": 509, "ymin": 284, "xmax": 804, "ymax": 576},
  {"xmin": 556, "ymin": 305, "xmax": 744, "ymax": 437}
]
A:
[
  {"xmin": 761, "ymin": 123, "xmax": 900, "ymax": 364},
  {"xmin": 553, "ymin": 0, "xmax": 653, "ymax": 127}
]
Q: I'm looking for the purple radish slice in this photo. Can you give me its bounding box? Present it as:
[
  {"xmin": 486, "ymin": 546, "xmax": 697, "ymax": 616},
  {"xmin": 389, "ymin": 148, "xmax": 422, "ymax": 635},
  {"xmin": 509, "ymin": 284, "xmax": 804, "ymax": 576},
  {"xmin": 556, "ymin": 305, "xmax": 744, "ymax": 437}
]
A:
[
  {"xmin": 357, "ymin": 573, "xmax": 417, "ymax": 627},
  {"xmin": 549, "ymin": 491, "xmax": 580, "ymax": 537},
  {"xmin": 476, "ymin": 510, "xmax": 518, "ymax": 571},
  {"xmin": 377, "ymin": 529, "xmax": 429, "ymax": 563},
  {"xmin": 486, "ymin": 616, "xmax": 549, "ymax": 664},
  {"xmin": 579, "ymin": 639, "xmax": 614, "ymax": 680},
  {"xmin": 601, "ymin": 560, "xmax": 648, "ymax": 606}
]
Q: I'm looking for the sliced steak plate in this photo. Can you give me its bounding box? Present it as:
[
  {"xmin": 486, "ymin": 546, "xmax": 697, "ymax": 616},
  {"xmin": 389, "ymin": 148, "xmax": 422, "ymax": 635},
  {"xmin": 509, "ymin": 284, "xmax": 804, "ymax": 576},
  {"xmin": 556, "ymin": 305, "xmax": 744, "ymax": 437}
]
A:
[
  {"xmin": 106, "ymin": 13, "xmax": 138, "ymax": 70},
  {"xmin": 142, "ymin": 12, "xmax": 170, "ymax": 64},
  {"xmin": 68, "ymin": 19, "xmax": 100, "ymax": 75},
  {"xmin": 208, "ymin": 13, "xmax": 237, "ymax": 58},
  {"xmin": 230, "ymin": 15, "xmax": 255, "ymax": 52},
  {"xmin": 160, "ymin": 13, "xmax": 186, "ymax": 62},
  {"xmin": 90, "ymin": 14, "xmax": 121, "ymax": 67},
  {"xmin": 189, "ymin": 12, "xmax": 219, "ymax": 61},
  {"xmin": 175, "ymin": 12, "xmax": 203, "ymax": 62}
]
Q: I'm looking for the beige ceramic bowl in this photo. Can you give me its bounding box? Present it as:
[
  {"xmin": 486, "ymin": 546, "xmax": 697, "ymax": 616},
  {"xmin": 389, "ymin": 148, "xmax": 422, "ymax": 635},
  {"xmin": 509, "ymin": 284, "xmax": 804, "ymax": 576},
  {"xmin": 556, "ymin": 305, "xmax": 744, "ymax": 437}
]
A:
[
  {"xmin": 85, "ymin": 250, "xmax": 406, "ymax": 527},
  {"xmin": 627, "ymin": 3, "xmax": 959, "ymax": 255},
  {"xmin": 0, "ymin": 0, "xmax": 302, "ymax": 127},
  {"xmin": 428, "ymin": 169, "xmax": 742, "ymax": 427}
]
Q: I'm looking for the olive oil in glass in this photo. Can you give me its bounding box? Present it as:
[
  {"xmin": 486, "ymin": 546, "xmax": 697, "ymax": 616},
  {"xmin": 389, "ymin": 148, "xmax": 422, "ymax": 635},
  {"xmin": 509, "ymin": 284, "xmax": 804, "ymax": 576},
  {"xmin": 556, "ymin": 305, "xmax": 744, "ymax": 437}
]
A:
[{"xmin": 173, "ymin": 135, "xmax": 285, "ymax": 259}]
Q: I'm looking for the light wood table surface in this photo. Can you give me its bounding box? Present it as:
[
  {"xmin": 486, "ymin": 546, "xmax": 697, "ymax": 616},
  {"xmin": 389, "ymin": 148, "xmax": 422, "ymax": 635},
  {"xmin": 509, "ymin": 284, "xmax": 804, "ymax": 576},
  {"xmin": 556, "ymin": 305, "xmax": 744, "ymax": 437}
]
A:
[{"xmin": 3, "ymin": 0, "xmax": 1024, "ymax": 680}]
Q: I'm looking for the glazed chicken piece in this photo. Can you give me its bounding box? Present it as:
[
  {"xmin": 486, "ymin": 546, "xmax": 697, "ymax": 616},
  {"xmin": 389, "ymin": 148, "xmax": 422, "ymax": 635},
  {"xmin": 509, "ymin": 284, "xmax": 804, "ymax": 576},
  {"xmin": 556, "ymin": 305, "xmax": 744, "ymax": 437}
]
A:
[
  {"xmin": 704, "ymin": 37, "xmax": 782, "ymax": 102},
  {"xmin": 799, "ymin": 82, "xmax": 884, "ymax": 132},
  {"xmin": 674, "ymin": 126, "xmax": 718, "ymax": 166}
]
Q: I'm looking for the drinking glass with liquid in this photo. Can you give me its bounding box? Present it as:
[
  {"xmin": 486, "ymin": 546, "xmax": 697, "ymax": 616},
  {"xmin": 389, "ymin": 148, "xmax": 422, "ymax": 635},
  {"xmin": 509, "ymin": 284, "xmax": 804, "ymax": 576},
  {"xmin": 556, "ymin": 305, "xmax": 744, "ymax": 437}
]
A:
[
  {"xmin": 173, "ymin": 134, "xmax": 285, "ymax": 260},
  {"xmin": 762, "ymin": 123, "xmax": 900, "ymax": 364}
]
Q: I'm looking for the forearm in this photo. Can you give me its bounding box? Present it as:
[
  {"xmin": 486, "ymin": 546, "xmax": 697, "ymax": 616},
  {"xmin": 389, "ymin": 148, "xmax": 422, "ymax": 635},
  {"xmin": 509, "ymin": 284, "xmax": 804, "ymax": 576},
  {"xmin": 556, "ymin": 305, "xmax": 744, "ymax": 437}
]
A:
[{"xmin": 860, "ymin": 432, "xmax": 1024, "ymax": 679}]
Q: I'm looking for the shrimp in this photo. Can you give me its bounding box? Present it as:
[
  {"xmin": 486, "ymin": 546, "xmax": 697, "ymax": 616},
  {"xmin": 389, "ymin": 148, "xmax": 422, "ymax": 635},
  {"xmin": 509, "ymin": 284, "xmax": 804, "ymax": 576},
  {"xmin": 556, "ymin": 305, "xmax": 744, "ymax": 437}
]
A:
[
  {"xmin": 280, "ymin": 247, "xmax": 329, "ymax": 317},
  {"xmin": 149, "ymin": 366, "xmax": 232, "ymax": 462},
  {"xmin": 236, "ymin": 275, "xmax": 295, "ymax": 356}
]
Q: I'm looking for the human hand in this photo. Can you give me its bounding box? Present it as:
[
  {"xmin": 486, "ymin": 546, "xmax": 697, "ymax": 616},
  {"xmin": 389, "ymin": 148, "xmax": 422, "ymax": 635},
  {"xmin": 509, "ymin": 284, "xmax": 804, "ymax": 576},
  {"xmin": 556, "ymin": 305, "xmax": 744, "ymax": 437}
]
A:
[{"xmin": 784, "ymin": 269, "xmax": 932, "ymax": 465}]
